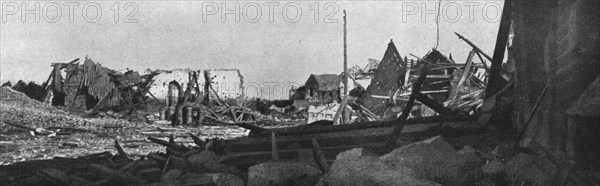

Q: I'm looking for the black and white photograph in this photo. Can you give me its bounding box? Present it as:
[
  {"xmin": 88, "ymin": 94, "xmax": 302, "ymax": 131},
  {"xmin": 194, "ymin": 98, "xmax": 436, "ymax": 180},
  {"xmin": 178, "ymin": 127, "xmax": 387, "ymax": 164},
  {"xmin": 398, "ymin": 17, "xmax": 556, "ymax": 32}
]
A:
[{"xmin": 0, "ymin": 0, "xmax": 599, "ymax": 185}]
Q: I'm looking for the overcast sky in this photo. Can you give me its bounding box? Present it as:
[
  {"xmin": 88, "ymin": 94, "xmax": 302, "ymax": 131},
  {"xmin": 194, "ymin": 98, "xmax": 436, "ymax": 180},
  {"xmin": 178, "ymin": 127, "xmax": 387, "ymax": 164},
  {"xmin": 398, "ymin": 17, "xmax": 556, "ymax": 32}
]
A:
[{"xmin": 1, "ymin": 0, "xmax": 503, "ymax": 99}]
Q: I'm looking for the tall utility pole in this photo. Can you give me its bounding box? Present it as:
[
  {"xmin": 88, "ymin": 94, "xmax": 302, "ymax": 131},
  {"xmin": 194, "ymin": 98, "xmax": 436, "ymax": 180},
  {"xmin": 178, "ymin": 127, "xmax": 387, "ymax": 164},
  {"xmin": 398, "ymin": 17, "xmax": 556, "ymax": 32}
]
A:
[
  {"xmin": 342, "ymin": 10, "xmax": 348, "ymax": 124},
  {"xmin": 333, "ymin": 10, "xmax": 348, "ymax": 125}
]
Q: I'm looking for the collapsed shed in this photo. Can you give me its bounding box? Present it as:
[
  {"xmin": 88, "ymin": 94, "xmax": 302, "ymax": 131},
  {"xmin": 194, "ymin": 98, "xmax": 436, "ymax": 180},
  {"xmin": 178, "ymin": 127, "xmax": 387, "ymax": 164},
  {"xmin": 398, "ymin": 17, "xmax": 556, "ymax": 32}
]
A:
[{"xmin": 42, "ymin": 57, "xmax": 156, "ymax": 113}]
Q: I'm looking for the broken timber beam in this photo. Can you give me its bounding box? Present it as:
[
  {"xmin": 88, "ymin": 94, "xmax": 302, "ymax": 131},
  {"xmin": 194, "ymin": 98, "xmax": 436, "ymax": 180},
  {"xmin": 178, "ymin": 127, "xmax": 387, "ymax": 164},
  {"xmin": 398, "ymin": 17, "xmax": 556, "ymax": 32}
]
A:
[
  {"xmin": 487, "ymin": 0, "xmax": 512, "ymax": 97},
  {"xmin": 414, "ymin": 93, "xmax": 474, "ymax": 121},
  {"xmin": 382, "ymin": 63, "xmax": 430, "ymax": 153},
  {"xmin": 188, "ymin": 133, "xmax": 205, "ymax": 149},
  {"xmin": 147, "ymin": 136, "xmax": 190, "ymax": 151},
  {"xmin": 514, "ymin": 84, "xmax": 549, "ymax": 149},
  {"xmin": 448, "ymin": 50, "xmax": 476, "ymax": 107},
  {"xmin": 475, "ymin": 50, "xmax": 490, "ymax": 72},
  {"xmin": 455, "ymin": 32, "xmax": 493, "ymax": 62},
  {"xmin": 311, "ymin": 138, "xmax": 329, "ymax": 172},
  {"xmin": 114, "ymin": 140, "xmax": 130, "ymax": 160}
]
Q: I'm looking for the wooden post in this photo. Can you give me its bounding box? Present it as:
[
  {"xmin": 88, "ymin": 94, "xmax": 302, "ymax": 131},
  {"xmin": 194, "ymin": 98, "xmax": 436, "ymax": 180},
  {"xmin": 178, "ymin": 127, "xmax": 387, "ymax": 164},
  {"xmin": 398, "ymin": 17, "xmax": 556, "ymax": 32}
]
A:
[
  {"xmin": 173, "ymin": 105, "xmax": 183, "ymax": 126},
  {"xmin": 342, "ymin": 10, "xmax": 348, "ymax": 124},
  {"xmin": 184, "ymin": 106, "xmax": 193, "ymax": 125},
  {"xmin": 382, "ymin": 63, "xmax": 430, "ymax": 153},
  {"xmin": 159, "ymin": 107, "xmax": 166, "ymax": 120},
  {"xmin": 167, "ymin": 106, "xmax": 175, "ymax": 122},
  {"xmin": 334, "ymin": 10, "xmax": 348, "ymax": 125},
  {"xmin": 487, "ymin": 0, "xmax": 512, "ymax": 97},
  {"xmin": 203, "ymin": 70, "xmax": 211, "ymax": 104}
]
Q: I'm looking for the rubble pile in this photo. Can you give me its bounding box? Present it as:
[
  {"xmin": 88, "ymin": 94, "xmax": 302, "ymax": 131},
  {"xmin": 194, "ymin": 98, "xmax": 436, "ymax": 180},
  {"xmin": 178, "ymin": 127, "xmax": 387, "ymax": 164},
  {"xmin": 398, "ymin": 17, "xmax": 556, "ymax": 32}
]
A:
[
  {"xmin": 0, "ymin": 135, "xmax": 562, "ymax": 185},
  {"xmin": 1, "ymin": 86, "xmax": 91, "ymax": 129}
]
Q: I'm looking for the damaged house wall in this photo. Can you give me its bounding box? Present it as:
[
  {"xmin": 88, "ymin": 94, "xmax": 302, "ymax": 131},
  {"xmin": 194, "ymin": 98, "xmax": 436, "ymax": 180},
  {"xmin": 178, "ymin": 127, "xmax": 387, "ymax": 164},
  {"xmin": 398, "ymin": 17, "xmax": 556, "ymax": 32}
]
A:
[
  {"xmin": 360, "ymin": 40, "xmax": 407, "ymax": 117},
  {"xmin": 512, "ymin": 0, "xmax": 600, "ymax": 169},
  {"xmin": 147, "ymin": 69, "xmax": 199, "ymax": 106},
  {"xmin": 147, "ymin": 69, "xmax": 244, "ymax": 105},
  {"xmin": 52, "ymin": 58, "xmax": 120, "ymax": 110},
  {"xmin": 206, "ymin": 69, "xmax": 244, "ymax": 100}
]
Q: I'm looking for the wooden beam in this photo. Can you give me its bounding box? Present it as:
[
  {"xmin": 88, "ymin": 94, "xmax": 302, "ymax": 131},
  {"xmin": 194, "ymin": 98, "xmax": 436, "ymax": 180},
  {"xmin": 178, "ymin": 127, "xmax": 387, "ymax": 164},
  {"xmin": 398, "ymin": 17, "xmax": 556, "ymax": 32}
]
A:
[
  {"xmin": 114, "ymin": 140, "xmax": 130, "ymax": 160},
  {"xmin": 311, "ymin": 138, "xmax": 329, "ymax": 172},
  {"xmin": 454, "ymin": 32, "xmax": 493, "ymax": 62},
  {"xmin": 188, "ymin": 133, "xmax": 205, "ymax": 149},
  {"xmin": 487, "ymin": 0, "xmax": 512, "ymax": 97},
  {"xmin": 448, "ymin": 50, "xmax": 476, "ymax": 107},
  {"xmin": 382, "ymin": 63, "xmax": 430, "ymax": 153},
  {"xmin": 514, "ymin": 84, "xmax": 549, "ymax": 149},
  {"xmin": 475, "ymin": 50, "xmax": 490, "ymax": 72},
  {"xmin": 147, "ymin": 136, "xmax": 191, "ymax": 151}
]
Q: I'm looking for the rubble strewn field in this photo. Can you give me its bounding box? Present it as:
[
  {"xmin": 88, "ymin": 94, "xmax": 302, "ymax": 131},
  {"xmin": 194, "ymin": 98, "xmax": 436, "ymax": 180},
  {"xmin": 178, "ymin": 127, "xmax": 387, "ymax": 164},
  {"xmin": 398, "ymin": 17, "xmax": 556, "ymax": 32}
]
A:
[{"xmin": 0, "ymin": 87, "xmax": 249, "ymax": 165}]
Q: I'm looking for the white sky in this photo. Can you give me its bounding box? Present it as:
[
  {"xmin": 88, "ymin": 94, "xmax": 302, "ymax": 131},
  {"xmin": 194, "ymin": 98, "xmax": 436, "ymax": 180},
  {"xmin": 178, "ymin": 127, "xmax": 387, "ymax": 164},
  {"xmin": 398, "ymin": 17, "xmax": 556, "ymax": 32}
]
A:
[{"xmin": 0, "ymin": 0, "xmax": 503, "ymax": 99}]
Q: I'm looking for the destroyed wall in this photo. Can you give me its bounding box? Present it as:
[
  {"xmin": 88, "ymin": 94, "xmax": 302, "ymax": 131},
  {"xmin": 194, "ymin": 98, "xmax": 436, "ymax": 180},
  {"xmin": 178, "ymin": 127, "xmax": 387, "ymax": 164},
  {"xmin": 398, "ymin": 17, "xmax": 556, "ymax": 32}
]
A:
[
  {"xmin": 418, "ymin": 50, "xmax": 454, "ymax": 103},
  {"xmin": 512, "ymin": 0, "xmax": 600, "ymax": 168},
  {"xmin": 206, "ymin": 69, "xmax": 244, "ymax": 99},
  {"xmin": 147, "ymin": 69, "xmax": 243, "ymax": 104},
  {"xmin": 147, "ymin": 69, "xmax": 198, "ymax": 104},
  {"xmin": 360, "ymin": 40, "xmax": 406, "ymax": 117}
]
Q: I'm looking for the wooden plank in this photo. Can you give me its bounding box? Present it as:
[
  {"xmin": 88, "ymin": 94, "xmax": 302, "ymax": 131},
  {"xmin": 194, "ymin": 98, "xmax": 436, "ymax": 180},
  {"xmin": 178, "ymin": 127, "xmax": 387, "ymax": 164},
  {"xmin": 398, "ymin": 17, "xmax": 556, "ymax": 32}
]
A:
[
  {"xmin": 224, "ymin": 122, "xmax": 476, "ymax": 153},
  {"xmin": 245, "ymin": 115, "xmax": 467, "ymax": 137},
  {"xmin": 426, "ymin": 75, "xmax": 453, "ymax": 79}
]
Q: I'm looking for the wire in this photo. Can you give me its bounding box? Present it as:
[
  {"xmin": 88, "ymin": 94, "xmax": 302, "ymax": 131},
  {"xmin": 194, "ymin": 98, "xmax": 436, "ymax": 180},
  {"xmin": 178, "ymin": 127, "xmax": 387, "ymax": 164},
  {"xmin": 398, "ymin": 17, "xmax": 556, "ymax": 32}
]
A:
[{"xmin": 435, "ymin": 0, "xmax": 442, "ymax": 49}]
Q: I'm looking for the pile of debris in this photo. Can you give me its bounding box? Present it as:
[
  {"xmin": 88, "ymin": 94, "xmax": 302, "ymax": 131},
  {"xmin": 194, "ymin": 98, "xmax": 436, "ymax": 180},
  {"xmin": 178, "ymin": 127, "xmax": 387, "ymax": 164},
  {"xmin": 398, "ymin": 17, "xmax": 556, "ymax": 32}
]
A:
[
  {"xmin": 39, "ymin": 57, "xmax": 158, "ymax": 122},
  {"xmin": 0, "ymin": 135, "xmax": 558, "ymax": 185},
  {"xmin": 287, "ymin": 39, "xmax": 489, "ymax": 126},
  {"xmin": 0, "ymin": 86, "xmax": 89, "ymax": 130}
]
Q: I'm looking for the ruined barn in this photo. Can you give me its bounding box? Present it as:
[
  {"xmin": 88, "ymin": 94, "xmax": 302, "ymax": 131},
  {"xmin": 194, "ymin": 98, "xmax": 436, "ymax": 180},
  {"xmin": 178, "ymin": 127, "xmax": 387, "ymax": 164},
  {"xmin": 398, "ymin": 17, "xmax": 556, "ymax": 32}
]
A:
[{"xmin": 42, "ymin": 57, "xmax": 156, "ymax": 112}]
